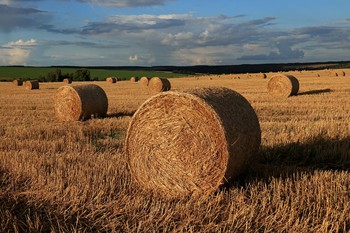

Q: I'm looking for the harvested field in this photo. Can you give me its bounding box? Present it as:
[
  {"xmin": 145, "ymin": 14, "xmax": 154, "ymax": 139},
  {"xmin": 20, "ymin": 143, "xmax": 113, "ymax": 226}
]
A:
[{"xmin": 0, "ymin": 68, "xmax": 350, "ymax": 232}]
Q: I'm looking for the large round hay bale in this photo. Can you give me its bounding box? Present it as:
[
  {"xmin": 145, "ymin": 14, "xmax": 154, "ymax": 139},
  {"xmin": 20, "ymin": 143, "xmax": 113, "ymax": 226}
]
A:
[
  {"xmin": 125, "ymin": 87, "xmax": 261, "ymax": 197},
  {"xmin": 25, "ymin": 80, "xmax": 39, "ymax": 90},
  {"xmin": 63, "ymin": 78, "xmax": 72, "ymax": 84},
  {"xmin": 54, "ymin": 84, "xmax": 108, "ymax": 121},
  {"xmin": 148, "ymin": 77, "xmax": 171, "ymax": 92},
  {"xmin": 267, "ymin": 74, "xmax": 299, "ymax": 97},
  {"xmin": 13, "ymin": 79, "xmax": 23, "ymax": 86},
  {"xmin": 106, "ymin": 77, "xmax": 117, "ymax": 83},
  {"xmin": 139, "ymin": 76, "xmax": 150, "ymax": 86}
]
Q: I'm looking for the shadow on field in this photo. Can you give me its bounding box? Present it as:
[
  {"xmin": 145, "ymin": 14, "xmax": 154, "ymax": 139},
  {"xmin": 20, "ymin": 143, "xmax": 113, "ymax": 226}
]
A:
[
  {"xmin": 226, "ymin": 135, "xmax": 350, "ymax": 187},
  {"xmin": 107, "ymin": 111, "xmax": 135, "ymax": 118},
  {"xmin": 298, "ymin": 88, "xmax": 332, "ymax": 96}
]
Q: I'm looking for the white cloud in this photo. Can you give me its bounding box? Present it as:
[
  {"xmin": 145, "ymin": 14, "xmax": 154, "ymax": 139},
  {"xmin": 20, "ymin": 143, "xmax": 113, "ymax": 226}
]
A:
[
  {"xmin": 128, "ymin": 54, "xmax": 138, "ymax": 61},
  {"xmin": 172, "ymin": 45, "xmax": 241, "ymax": 66},
  {"xmin": 6, "ymin": 38, "xmax": 37, "ymax": 47},
  {"xmin": 0, "ymin": 38, "xmax": 37, "ymax": 65},
  {"xmin": 161, "ymin": 32, "xmax": 194, "ymax": 46}
]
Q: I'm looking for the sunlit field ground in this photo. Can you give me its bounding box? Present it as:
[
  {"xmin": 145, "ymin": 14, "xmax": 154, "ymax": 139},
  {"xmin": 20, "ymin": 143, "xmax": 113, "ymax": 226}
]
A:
[{"xmin": 1, "ymin": 69, "xmax": 350, "ymax": 232}]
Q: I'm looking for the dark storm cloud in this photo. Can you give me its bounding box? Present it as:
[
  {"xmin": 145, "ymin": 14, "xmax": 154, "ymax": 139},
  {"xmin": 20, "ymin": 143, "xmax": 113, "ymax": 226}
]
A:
[
  {"xmin": 77, "ymin": 0, "xmax": 172, "ymax": 8},
  {"xmin": 81, "ymin": 14, "xmax": 190, "ymax": 34},
  {"xmin": 0, "ymin": 4, "xmax": 48, "ymax": 32},
  {"xmin": 238, "ymin": 45, "xmax": 305, "ymax": 61},
  {"xmin": 295, "ymin": 26, "xmax": 350, "ymax": 43},
  {"xmin": 237, "ymin": 24, "xmax": 350, "ymax": 62},
  {"xmin": 44, "ymin": 39, "xmax": 130, "ymax": 49},
  {"xmin": 198, "ymin": 17, "xmax": 277, "ymax": 46}
]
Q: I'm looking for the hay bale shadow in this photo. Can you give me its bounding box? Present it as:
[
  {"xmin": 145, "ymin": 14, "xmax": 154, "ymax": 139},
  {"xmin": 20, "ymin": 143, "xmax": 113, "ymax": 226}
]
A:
[
  {"xmin": 224, "ymin": 135, "xmax": 350, "ymax": 189},
  {"xmin": 298, "ymin": 88, "xmax": 332, "ymax": 96},
  {"xmin": 107, "ymin": 111, "xmax": 135, "ymax": 118}
]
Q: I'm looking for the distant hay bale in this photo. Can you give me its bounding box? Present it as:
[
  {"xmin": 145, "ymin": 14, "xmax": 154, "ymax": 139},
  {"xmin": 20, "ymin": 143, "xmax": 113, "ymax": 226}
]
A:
[
  {"xmin": 25, "ymin": 80, "xmax": 39, "ymax": 90},
  {"xmin": 259, "ymin": 73, "xmax": 267, "ymax": 79},
  {"xmin": 130, "ymin": 76, "xmax": 139, "ymax": 82},
  {"xmin": 341, "ymin": 71, "xmax": 346, "ymax": 76},
  {"xmin": 106, "ymin": 77, "xmax": 117, "ymax": 83},
  {"xmin": 267, "ymin": 74, "xmax": 299, "ymax": 97},
  {"xmin": 125, "ymin": 87, "xmax": 261, "ymax": 197},
  {"xmin": 139, "ymin": 76, "xmax": 150, "ymax": 86},
  {"xmin": 13, "ymin": 80, "xmax": 23, "ymax": 86},
  {"xmin": 63, "ymin": 78, "xmax": 72, "ymax": 84},
  {"xmin": 54, "ymin": 84, "xmax": 108, "ymax": 121},
  {"xmin": 148, "ymin": 77, "xmax": 171, "ymax": 92}
]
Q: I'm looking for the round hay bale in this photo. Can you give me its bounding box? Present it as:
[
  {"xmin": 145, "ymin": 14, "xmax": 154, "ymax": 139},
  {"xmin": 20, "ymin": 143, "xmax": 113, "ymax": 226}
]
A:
[
  {"xmin": 148, "ymin": 77, "xmax": 171, "ymax": 92},
  {"xmin": 25, "ymin": 80, "xmax": 39, "ymax": 90},
  {"xmin": 130, "ymin": 76, "xmax": 139, "ymax": 82},
  {"xmin": 106, "ymin": 77, "xmax": 117, "ymax": 83},
  {"xmin": 54, "ymin": 84, "xmax": 108, "ymax": 121},
  {"xmin": 341, "ymin": 71, "xmax": 346, "ymax": 76},
  {"xmin": 125, "ymin": 87, "xmax": 261, "ymax": 197},
  {"xmin": 13, "ymin": 79, "xmax": 23, "ymax": 86},
  {"xmin": 259, "ymin": 73, "xmax": 267, "ymax": 79},
  {"xmin": 139, "ymin": 76, "xmax": 150, "ymax": 86},
  {"xmin": 63, "ymin": 78, "xmax": 72, "ymax": 84},
  {"xmin": 267, "ymin": 74, "xmax": 299, "ymax": 97}
]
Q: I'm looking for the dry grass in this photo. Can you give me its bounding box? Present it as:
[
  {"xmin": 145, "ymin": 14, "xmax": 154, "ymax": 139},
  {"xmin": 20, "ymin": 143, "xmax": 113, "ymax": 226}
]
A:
[{"xmin": 1, "ymin": 69, "xmax": 350, "ymax": 232}]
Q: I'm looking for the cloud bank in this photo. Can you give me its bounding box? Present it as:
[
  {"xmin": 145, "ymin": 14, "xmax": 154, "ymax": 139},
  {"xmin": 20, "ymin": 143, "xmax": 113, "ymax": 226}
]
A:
[
  {"xmin": 1, "ymin": 0, "xmax": 350, "ymax": 65},
  {"xmin": 0, "ymin": 39, "xmax": 37, "ymax": 65}
]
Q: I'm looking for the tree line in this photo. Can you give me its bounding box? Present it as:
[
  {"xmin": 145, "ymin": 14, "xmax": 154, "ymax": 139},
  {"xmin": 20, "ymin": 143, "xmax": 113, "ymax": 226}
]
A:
[{"xmin": 41, "ymin": 69, "xmax": 92, "ymax": 82}]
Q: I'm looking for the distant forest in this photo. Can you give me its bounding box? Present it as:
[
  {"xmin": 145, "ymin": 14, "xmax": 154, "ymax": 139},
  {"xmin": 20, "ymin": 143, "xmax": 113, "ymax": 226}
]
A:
[{"xmin": 51, "ymin": 60, "xmax": 350, "ymax": 75}]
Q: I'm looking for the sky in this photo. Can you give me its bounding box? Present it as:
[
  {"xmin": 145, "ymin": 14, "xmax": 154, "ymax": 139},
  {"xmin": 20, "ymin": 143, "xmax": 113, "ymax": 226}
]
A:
[{"xmin": 1, "ymin": 0, "xmax": 350, "ymax": 66}]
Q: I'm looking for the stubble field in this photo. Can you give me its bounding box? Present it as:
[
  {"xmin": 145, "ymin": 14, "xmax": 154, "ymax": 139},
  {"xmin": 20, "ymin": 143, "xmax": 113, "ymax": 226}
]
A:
[{"xmin": 0, "ymin": 69, "xmax": 350, "ymax": 232}]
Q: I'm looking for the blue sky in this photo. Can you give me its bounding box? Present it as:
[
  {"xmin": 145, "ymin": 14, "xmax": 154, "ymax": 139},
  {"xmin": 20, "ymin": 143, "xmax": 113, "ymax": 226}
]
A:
[{"xmin": 1, "ymin": 0, "xmax": 350, "ymax": 66}]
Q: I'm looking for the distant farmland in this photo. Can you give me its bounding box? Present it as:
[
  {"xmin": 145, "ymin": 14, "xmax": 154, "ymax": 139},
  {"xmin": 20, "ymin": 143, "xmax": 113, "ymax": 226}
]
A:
[
  {"xmin": 0, "ymin": 66, "xmax": 189, "ymax": 81},
  {"xmin": 1, "ymin": 69, "xmax": 350, "ymax": 231}
]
